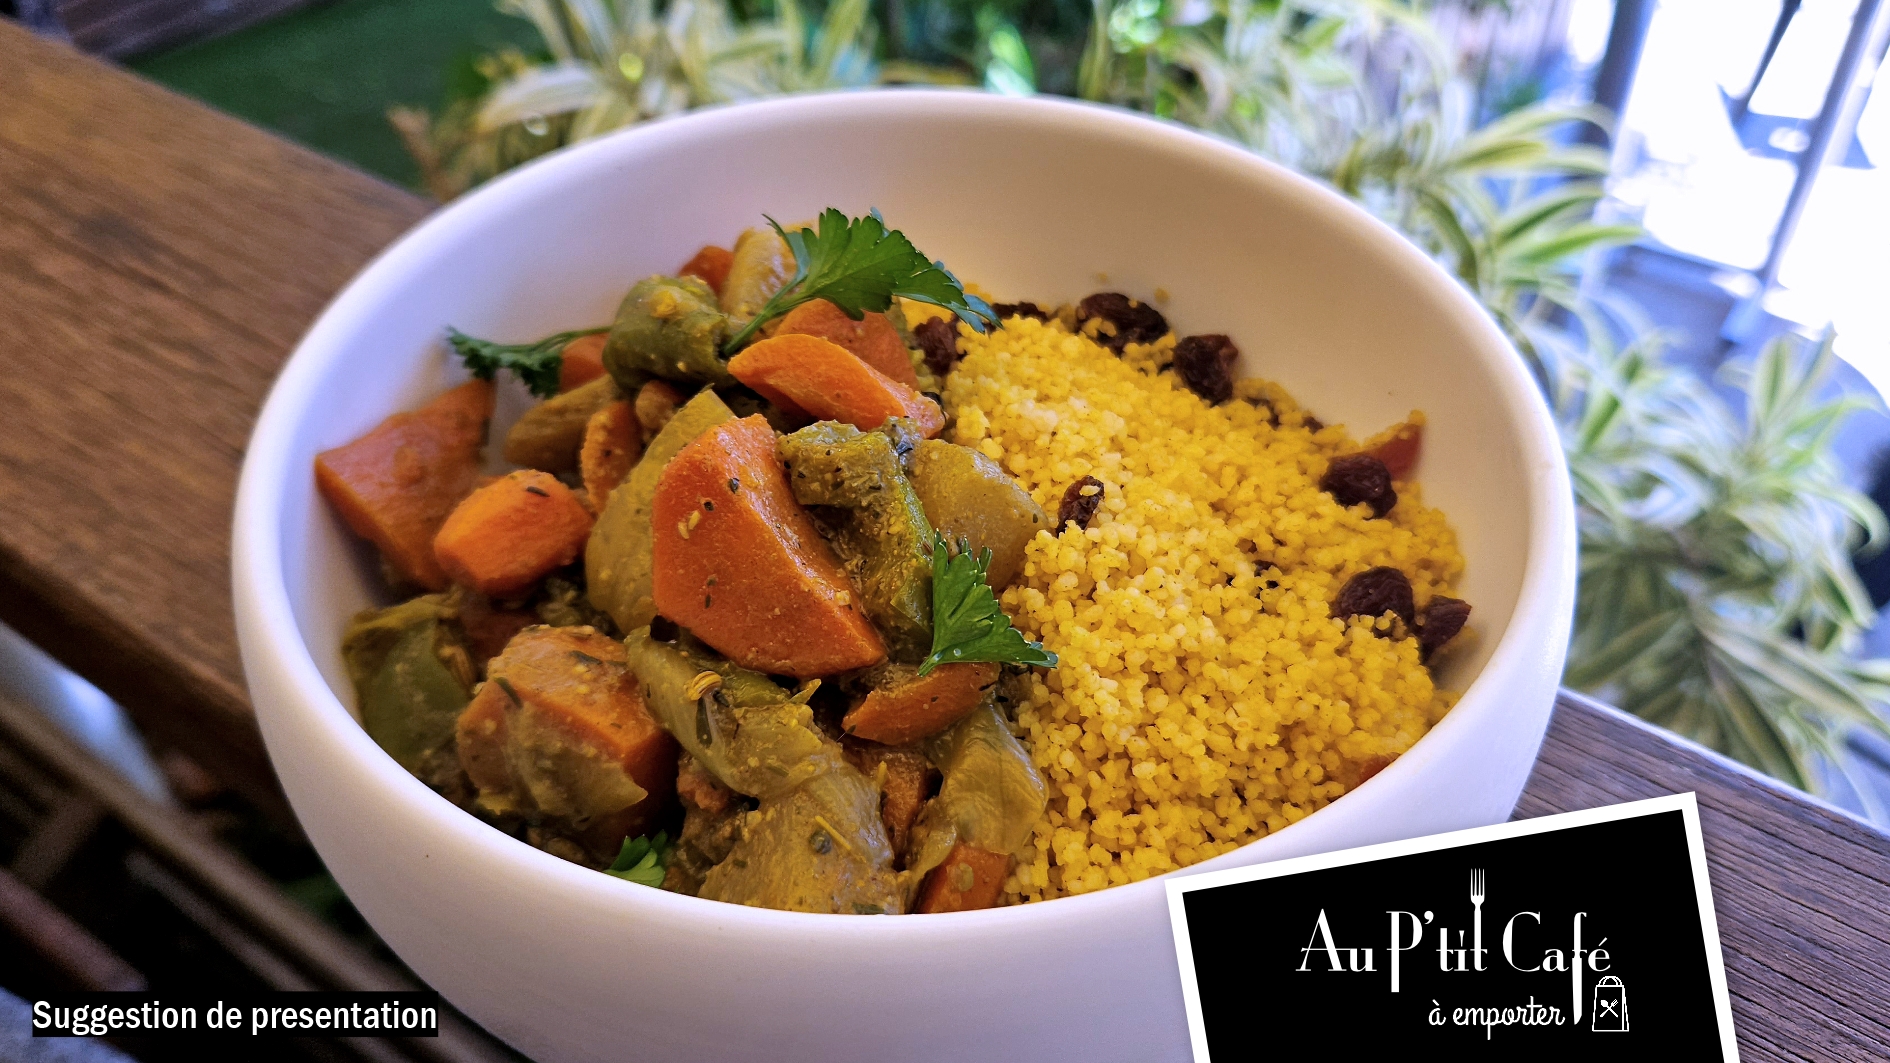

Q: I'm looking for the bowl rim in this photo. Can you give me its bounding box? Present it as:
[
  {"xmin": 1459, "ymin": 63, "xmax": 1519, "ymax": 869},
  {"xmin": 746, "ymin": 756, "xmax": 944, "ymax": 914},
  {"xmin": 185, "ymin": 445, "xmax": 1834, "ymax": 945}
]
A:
[{"xmin": 232, "ymin": 87, "xmax": 1575, "ymax": 935}]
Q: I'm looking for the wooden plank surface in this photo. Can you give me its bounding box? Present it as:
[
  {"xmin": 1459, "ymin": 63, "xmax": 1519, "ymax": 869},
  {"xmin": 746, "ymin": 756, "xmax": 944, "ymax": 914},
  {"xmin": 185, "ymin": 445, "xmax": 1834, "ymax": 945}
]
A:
[
  {"xmin": 1520, "ymin": 692, "xmax": 1890, "ymax": 1061},
  {"xmin": 0, "ymin": 23, "xmax": 1883, "ymax": 1060},
  {"xmin": 0, "ymin": 20, "xmax": 430, "ymax": 816}
]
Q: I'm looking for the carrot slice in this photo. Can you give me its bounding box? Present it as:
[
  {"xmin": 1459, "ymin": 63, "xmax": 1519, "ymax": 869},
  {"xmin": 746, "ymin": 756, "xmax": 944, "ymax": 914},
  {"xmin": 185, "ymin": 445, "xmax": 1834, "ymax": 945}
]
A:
[
  {"xmin": 456, "ymin": 626, "xmax": 679, "ymax": 850},
  {"xmin": 433, "ymin": 470, "xmax": 594, "ymax": 598},
  {"xmin": 1363, "ymin": 417, "xmax": 1423, "ymax": 480},
  {"xmin": 727, "ymin": 334, "xmax": 943, "ymax": 437},
  {"xmin": 843, "ymin": 663, "xmax": 999, "ymax": 746},
  {"xmin": 916, "ymin": 844, "xmax": 1010, "ymax": 913},
  {"xmin": 679, "ymin": 245, "xmax": 735, "ymax": 296},
  {"xmin": 651, "ymin": 415, "xmax": 887, "ymax": 677},
  {"xmin": 315, "ymin": 380, "xmax": 494, "ymax": 591},
  {"xmin": 579, "ymin": 400, "xmax": 641, "ymax": 507},
  {"xmin": 558, "ymin": 333, "xmax": 610, "ymax": 392},
  {"xmin": 776, "ymin": 300, "xmax": 921, "ymax": 387}
]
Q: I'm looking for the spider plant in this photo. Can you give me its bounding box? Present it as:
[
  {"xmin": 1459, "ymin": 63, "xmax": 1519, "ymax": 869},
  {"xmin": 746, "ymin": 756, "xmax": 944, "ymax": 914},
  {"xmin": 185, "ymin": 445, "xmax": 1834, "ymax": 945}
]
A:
[
  {"xmin": 1561, "ymin": 325, "xmax": 1890, "ymax": 819},
  {"xmin": 391, "ymin": 0, "xmax": 880, "ymax": 199}
]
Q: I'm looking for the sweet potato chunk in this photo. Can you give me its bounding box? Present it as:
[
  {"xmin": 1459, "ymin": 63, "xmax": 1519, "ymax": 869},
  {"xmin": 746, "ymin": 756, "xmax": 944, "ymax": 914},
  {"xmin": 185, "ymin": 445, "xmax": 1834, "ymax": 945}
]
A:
[
  {"xmin": 315, "ymin": 379, "xmax": 494, "ymax": 590},
  {"xmin": 916, "ymin": 844, "xmax": 1010, "ymax": 913},
  {"xmin": 844, "ymin": 663, "xmax": 999, "ymax": 746},
  {"xmin": 433, "ymin": 470, "xmax": 594, "ymax": 598},
  {"xmin": 456, "ymin": 626, "xmax": 680, "ymax": 857},
  {"xmin": 776, "ymin": 300, "xmax": 921, "ymax": 387},
  {"xmin": 559, "ymin": 333, "xmax": 610, "ymax": 392},
  {"xmin": 579, "ymin": 400, "xmax": 641, "ymax": 507},
  {"xmin": 679, "ymin": 244, "xmax": 735, "ymax": 296},
  {"xmin": 651, "ymin": 415, "xmax": 886, "ymax": 677},
  {"xmin": 727, "ymin": 334, "xmax": 944, "ymax": 437}
]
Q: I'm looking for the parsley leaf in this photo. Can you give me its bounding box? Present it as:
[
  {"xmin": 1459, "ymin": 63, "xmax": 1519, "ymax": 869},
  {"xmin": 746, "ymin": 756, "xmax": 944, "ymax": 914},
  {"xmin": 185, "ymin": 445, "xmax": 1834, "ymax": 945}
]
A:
[
  {"xmin": 919, "ymin": 534, "xmax": 1058, "ymax": 676},
  {"xmin": 604, "ymin": 831, "xmax": 673, "ymax": 887},
  {"xmin": 447, "ymin": 326, "xmax": 607, "ymax": 399},
  {"xmin": 722, "ymin": 209, "xmax": 998, "ymax": 353}
]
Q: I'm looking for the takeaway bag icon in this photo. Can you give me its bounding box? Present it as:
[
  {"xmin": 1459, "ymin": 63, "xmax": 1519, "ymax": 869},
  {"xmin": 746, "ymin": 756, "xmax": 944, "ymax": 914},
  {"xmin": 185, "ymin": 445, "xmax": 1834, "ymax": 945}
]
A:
[{"xmin": 1591, "ymin": 976, "xmax": 1629, "ymax": 1032}]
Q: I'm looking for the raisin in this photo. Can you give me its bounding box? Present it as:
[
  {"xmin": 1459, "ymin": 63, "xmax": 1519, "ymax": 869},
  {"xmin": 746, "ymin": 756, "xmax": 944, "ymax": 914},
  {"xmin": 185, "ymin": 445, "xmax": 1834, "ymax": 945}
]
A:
[
  {"xmin": 1059, "ymin": 476, "xmax": 1106, "ymax": 530},
  {"xmin": 1332, "ymin": 567, "xmax": 1415, "ymax": 626},
  {"xmin": 913, "ymin": 317, "xmax": 961, "ymax": 375},
  {"xmin": 1320, "ymin": 454, "xmax": 1396, "ymax": 518},
  {"xmin": 1173, "ymin": 333, "xmax": 1239, "ymax": 405},
  {"xmin": 1416, "ymin": 596, "xmax": 1471, "ymax": 660},
  {"xmin": 993, "ymin": 301, "xmax": 1049, "ymax": 321},
  {"xmin": 1304, "ymin": 414, "xmax": 1326, "ymax": 432},
  {"xmin": 1076, "ymin": 293, "xmax": 1168, "ymax": 351}
]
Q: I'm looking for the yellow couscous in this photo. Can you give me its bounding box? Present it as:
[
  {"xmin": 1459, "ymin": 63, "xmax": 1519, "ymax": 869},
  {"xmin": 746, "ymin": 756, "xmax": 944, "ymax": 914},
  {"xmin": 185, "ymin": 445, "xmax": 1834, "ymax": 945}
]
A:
[{"xmin": 939, "ymin": 313, "xmax": 1465, "ymax": 902}]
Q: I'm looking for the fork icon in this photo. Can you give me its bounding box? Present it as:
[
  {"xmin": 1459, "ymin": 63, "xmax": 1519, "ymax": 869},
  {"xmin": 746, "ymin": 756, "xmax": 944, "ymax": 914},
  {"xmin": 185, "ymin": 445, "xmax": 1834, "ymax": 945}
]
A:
[{"xmin": 1470, "ymin": 868, "xmax": 1486, "ymax": 970}]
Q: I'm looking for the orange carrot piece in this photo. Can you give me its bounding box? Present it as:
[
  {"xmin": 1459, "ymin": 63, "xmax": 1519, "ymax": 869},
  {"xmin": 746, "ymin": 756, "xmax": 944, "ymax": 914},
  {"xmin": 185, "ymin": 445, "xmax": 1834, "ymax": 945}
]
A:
[
  {"xmin": 579, "ymin": 400, "xmax": 642, "ymax": 507},
  {"xmin": 843, "ymin": 663, "xmax": 999, "ymax": 745},
  {"xmin": 558, "ymin": 333, "xmax": 609, "ymax": 392},
  {"xmin": 457, "ymin": 626, "xmax": 680, "ymax": 844},
  {"xmin": 315, "ymin": 380, "xmax": 494, "ymax": 590},
  {"xmin": 726, "ymin": 334, "xmax": 944, "ymax": 437},
  {"xmin": 917, "ymin": 844, "xmax": 1010, "ymax": 913},
  {"xmin": 433, "ymin": 470, "xmax": 594, "ymax": 598},
  {"xmin": 651, "ymin": 415, "xmax": 887, "ymax": 677},
  {"xmin": 679, "ymin": 245, "xmax": 735, "ymax": 296},
  {"xmin": 776, "ymin": 300, "xmax": 921, "ymax": 387},
  {"xmin": 1363, "ymin": 419, "xmax": 1423, "ymax": 480}
]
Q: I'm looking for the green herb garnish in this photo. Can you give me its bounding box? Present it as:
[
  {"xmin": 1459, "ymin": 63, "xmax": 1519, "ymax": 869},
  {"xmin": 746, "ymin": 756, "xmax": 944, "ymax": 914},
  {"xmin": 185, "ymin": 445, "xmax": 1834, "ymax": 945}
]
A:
[
  {"xmin": 722, "ymin": 209, "xmax": 998, "ymax": 353},
  {"xmin": 918, "ymin": 534, "xmax": 1057, "ymax": 676},
  {"xmin": 447, "ymin": 326, "xmax": 607, "ymax": 399},
  {"xmin": 604, "ymin": 831, "xmax": 672, "ymax": 887}
]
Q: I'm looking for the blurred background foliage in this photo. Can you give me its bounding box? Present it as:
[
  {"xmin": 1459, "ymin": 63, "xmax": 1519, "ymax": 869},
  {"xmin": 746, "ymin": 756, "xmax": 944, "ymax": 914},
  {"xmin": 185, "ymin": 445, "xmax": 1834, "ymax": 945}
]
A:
[{"xmin": 158, "ymin": 0, "xmax": 1890, "ymax": 815}]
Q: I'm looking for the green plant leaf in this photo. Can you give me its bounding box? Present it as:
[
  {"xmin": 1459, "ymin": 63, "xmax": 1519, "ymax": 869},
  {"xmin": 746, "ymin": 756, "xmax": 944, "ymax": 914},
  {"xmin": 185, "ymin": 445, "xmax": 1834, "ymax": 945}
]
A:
[
  {"xmin": 1564, "ymin": 608, "xmax": 1689, "ymax": 690},
  {"xmin": 477, "ymin": 63, "xmax": 608, "ymax": 133},
  {"xmin": 722, "ymin": 209, "xmax": 996, "ymax": 352},
  {"xmin": 1495, "ymin": 185, "xmax": 1606, "ymax": 246},
  {"xmin": 920, "ymin": 534, "xmax": 1057, "ymax": 676},
  {"xmin": 1698, "ymin": 613, "xmax": 1883, "ymax": 732},
  {"xmin": 1703, "ymin": 655, "xmax": 1808, "ymax": 788},
  {"xmin": 1503, "ymin": 223, "xmax": 1642, "ymax": 270},
  {"xmin": 605, "ymin": 831, "xmax": 673, "ymax": 887},
  {"xmin": 447, "ymin": 325, "xmax": 607, "ymax": 397}
]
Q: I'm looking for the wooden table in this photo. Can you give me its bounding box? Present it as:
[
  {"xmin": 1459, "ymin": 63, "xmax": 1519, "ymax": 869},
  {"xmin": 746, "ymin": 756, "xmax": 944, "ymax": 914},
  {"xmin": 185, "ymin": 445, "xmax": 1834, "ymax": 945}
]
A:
[{"xmin": 0, "ymin": 21, "xmax": 1884, "ymax": 1060}]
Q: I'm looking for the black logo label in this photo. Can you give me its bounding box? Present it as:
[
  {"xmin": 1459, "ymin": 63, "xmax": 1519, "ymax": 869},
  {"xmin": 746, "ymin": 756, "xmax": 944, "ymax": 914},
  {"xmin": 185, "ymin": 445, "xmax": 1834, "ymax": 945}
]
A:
[{"xmin": 1167, "ymin": 794, "xmax": 1736, "ymax": 1060}]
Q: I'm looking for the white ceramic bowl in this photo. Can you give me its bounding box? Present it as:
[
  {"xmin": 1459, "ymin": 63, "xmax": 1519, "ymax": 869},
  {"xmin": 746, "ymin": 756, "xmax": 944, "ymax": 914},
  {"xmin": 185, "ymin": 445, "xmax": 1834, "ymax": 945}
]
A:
[{"xmin": 233, "ymin": 90, "xmax": 1575, "ymax": 1062}]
